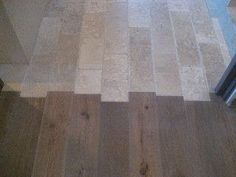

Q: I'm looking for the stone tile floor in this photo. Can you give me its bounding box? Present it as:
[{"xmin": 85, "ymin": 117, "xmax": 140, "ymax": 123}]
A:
[{"xmin": 0, "ymin": 0, "xmax": 231, "ymax": 101}]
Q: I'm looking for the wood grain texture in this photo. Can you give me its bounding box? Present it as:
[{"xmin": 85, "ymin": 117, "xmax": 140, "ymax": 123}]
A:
[
  {"xmin": 0, "ymin": 93, "xmax": 45, "ymax": 177},
  {"xmin": 31, "ymin": 92, "xmax": 73, "ymax": 177},
  {"xmin": 185, "ymin": 99, "xmax": 236, "ymax": 177},
  {"xmin": 98, "ymin": 102, "xmax": 129, "ymax": 177},
  {"xmin": 65, "ymin": 95, "xmax": 101, "ymax": 177},
  {"xmin": 129, "ymin": 92, "xmax": 162, "ymax": 177},
  {"xmin": 156, "ymin": 96, "xmax": 196, "ymax": 177}
]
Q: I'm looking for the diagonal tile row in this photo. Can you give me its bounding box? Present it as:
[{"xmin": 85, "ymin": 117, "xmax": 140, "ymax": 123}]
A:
[{"xmin": 1, "ymin": 0, "xmax": 229, "ymax": 101}]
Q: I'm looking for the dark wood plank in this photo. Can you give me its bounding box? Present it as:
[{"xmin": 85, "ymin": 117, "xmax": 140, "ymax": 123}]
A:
[
  {"xmin": 156, "ymin": 96, "xmax": 198, "ymax": 177},
  {"xmin": 65, "ymin": 94, "xmax": 101, "ymax": 177},
  {"xmin": 129, "ymin": 92, "xmax": 162, "ymax": 177},
  {"xmin": 98, "ymin": 102, "xmax": 129, "ymax": 177},
  {"xmin": 0, "ymin": 93, "xmax": 45, "ymax": 177},
  {"xmin": 185, "ymin": 100, "xmax": 236, "ymax": 177},
  {"xmin": 31, "ymin": 92, "xmax": 73, "ymax": 177}
]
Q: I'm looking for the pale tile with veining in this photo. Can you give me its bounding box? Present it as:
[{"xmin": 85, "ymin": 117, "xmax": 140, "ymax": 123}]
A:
[
  {"xmin": 180, "ymin": 66, "xmax": 210, "ymax": 101},
  {"xmin": 171, "ymin": 11, "xmax": 200, "ymax": 66},
  {"xmin": 102, "ymin": 54, "xmax": 129, "ymax": 102},
  {"xmin": 75, "ymin": 69, "xmax": 102, "ymax": 94}
]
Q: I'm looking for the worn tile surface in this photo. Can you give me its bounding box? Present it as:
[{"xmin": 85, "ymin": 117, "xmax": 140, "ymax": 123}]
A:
[{"xmin": 1, "ymin": 0, "xmax": 231, "ymax": 102}]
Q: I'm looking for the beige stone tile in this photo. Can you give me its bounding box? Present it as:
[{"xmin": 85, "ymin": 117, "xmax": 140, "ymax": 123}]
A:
[
  {"xmin": 105, "ymin": 2, "xmax": 128, "ymax": 54},
  {"xmin": 2, "ymin": 82, "xmax": 22, "ymax": 92},
  {"xmin": 154, "ymin": 53, "xmax": 179, "ymax": 73},
  {"xmin": 79, "ymin": 13, "xmax": 105, "ymax": 69},
  {"xmin": 84, "ymin": 1, "xmax": 107, "ymax": 13},
  {"xmin": 187, "ymin": 0, "xmax": 217, "ymax": 43},
  {"xmin": 44, "ymin": 0, "xmax": 65, "ymax": 17},
  {"xmin": 180, "ymin": 66, "xmax": 210, "ymax": 101},
  {"xmin": 171, "ymin": 11, "xmax": 200, "ymax": 66},
  {"xmin": 33, "ymin": 17, "xmax": 62, "ymax": 56},
  {"xmin": 199, "ymin": 43, "xmax": 226, "ymax": 91},
  {"xmin": 151, "ymin": 1, "xmax": 176, "ymax": 63},
  {"xmin": 128, "ymin": 1, "xmax": 151, "ymax": 27},
  {"xmin": 155, "ymin": 71, "xmax": 182, "ymax": 96},
  {"xmin": 20, "ymin": 82, "xmax": 51, "ymax": 97},
  {"xmin": 167, "ymin": 0, "xmax": 189, "ymax": 12},
  {"xmin": 212, "ymin": 18, "xmax": 231, "ymax": 66},
  {"xmin": 129, "ymin": 28, "xmax": 155, "ymax": 92},
  {"xmin": 0, "ymin": 64, "xmax": 27, "ymax": 82},
  {"xmin": 102, "ymin": 54, "xmax": 129, "ymax": 102},
  {"xmin": 61, "ymin": 2, "xmax": 84, "ymax": 34},
  {"xmin": 75, "ymin": 69, "xmax": 102, "ymax": 94}
]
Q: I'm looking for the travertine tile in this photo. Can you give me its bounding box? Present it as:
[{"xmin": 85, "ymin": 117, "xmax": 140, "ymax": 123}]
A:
[
  {"xmin": 199, "ymin": 43, "xmax": 226, "ymax": 91},
  {"xmin": 187, "ymin": 0, "xmax": 217, "ymax": 43},
  {"xmin": 61, "ymin": 2, "xmax": 84, "ymax": 34},
  {"xmin": 212, "ymin": 18, "xmax": 231, "ymax": 66},
  {"xmin": 180, "ymin": 66, "xmax": 210, "ymax": 101},
  {"xmin": 84, "ymin": 1, "xmax": 106, "ymax": 13},
  {"xmin": 33, "ymin": 17, "xmax": 62, "ymax": 56},
  {"xmin": 156, "ymin": 71, "xmax": 182, "ymax": 96},
  {"xmin": 154, "ymin": 53, "xmax": 179, "ymax": 73},
  {"xmin": 171, "ymin": 11, "xmax": 200, "ymax": 66},
  {"xmin": 102, "ymin": 54, "xmax": 129, "ymax": 102},
  {"xmin": 129, "ymin": 28, "xmax": 155, "ymax": 92},
  {"xmin": 0, "ymin": 64, "xmax": 27, "ymax": 83},
  {"xmin": 2, "ymin": 82, "xmax": 22, "ymax": 92},
  {"xmin": 79, "ymin": 13, "xmax": 105, "ymax": 69},
  {"xmin": 151, "ymin": 0, "xmax": 176, "ymax": 63},
  {"xmin": 105, "ymin": 2, "xmax": 128, "ymax": 54},
  {"xmin": 167, "ymin": 0, "xmax": 189, "ymax": 12},
  {"xmin": 20, "ymin": 82, "xmax": 51, "ymax": 97},
  {"xmin": 75, "ymin": 69, "xmax": 102, "ymax": 94},
  {"xmin": 128, "ymin": 1, "xmax": 151, "ymax": 27}
]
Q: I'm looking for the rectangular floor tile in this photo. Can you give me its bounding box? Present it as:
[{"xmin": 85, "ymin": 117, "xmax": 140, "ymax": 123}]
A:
[
  {"xmin": 101, "ymin": 54, "xmax": 129, "ymax": 102},
  {"xmin": 130, "ymin": 28, "xmax": 155, "ymax": 92},
  {"xmin": 180, "ymin": 66, "xmax": 210, "ymax": 101},
  {"xmin": 199, "ymin": 43, "xmax": 226, "ymax": 91},
  {"xmin": 167, "ymin": 0, "xmax": 189, "ymax": 12},
  {"xmin": 171, "ymin": 11, "xmax": 201, "ymax": 66},
  {"xmin": 105, "ymin": 2, "xmax": 128, "ymax": 54},
  {"xmin": 75, "ymin": 69, "xmax": 102, "ymax": 94},
  {"xmin": 128, "ymin": 1, "xmax": 151, "ymax": 27},
  {"xmin": 151, "ymin": 1, "xmax": 176, "ymax": 55},
  {"xmin": 33, "ymin": 17, "xmax": 61, "ymax": 56}
]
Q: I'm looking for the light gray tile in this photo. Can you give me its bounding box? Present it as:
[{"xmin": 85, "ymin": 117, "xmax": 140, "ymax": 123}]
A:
[
  {"xmin": 186, "ymin": 0, "xmax": 217, "ymax": 43},
  {"xmin": 102, "ymin": 54, "xmax": 129, "ymax": 102},
  {"xmin": 154, "ymin": 53, "xmax": 179, "ymax": 73},
  {"xmin": 33, "ymin": 17, "xmax": 62, "ymax": 56},
  {"xmin": 167, "ymin": 0, "xmax": 189, "ymax": 12},
  {"xmin": 84, "ymin": 1, "xmax": 107, "ymax": 13},
  {"xmin": 180, "ymin": 66, "xmax": 210, "ymax": 101},
  {"xmin": 171, "ymin": 11, "xmax": 200, "ymax": 66},
  {"xmin": 105, "ymin": 2, "xmax": 128, "ymax": 54},
  {"xmin": 0, "ymin": 64, "xmax": 27, "ymax": 82},
  {"xmin": 156, "ymin": 71, "xmax": 182, "ymax": 96},
  {"xmin": 199, "ymin": 43, "xmax": 226, "ymax": 91},
  {"xmin": 79, "ymin": 13, "xmax": 105, "ymax": 69},
  {"xmin": 129, "ymin": 28, "xmax": 155, "ymax": 92},
  {"xmin": 128, "ymin": 1, "xmax": 151, "ymax": 27},
  {"xmin": 75, "ymin": 69, "xmax": 102, "ymax": 94}
]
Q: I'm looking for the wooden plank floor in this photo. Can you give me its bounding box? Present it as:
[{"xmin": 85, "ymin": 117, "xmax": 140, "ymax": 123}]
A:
[{"xmin": 0, "ymin": 91, "xmax": 235, "ymax": 177}]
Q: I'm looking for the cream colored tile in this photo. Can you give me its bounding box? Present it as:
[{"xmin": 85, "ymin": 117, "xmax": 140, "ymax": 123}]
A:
[
  {"xmin": 187, "ymin": 0, "xmax": 217, "ymax": 43},
  {"xmin": 2, "ymin": 82, "xmax": 22, "ymax": 92},
  {"xmin": 180, "ymin": 66, "xmax": 210, "ymax": 101},
  {"xmin": 212, "ymin": 18, "xmax": 231, "ymax": 66},
  {"xmin": 102, "ymin": 54, "xmax": 129, "ymax": 102},
  {"xmin": 75, "ymin": 69, "xmax": 102, "ymax": 94},
  {"xmin": 154, "ymin": 53, "xmax": 179, "ymax": 73},
  {"xmin": 61, "ymin": 2, "xmax": 84, "ymax": 34},
  {"xmin": 151, "ymin": 1, "xmax": 176, "ymax": 61},
  {"xmin": 0, "ymin": 64, "xmax": 27, "ymax": 82},
  {"xmin": 79, "ymin": 13, "xmax": 105, "ymax": 69},
  {"xmin": 20, "ymin": 82, "xmax": 51, "ymax": 97},
  {"xmin": 105, "ymin": 2, "xmax": 128, "ymax": 54},
  {"xmin": 129, "ymin": 28, "xmax": 155, "ymax": 92},
  {"xmin": 199, "ymin": 43, "xmax": 226, "ymax": 91},
  {"xmin": 85, "ymin": 1, "xmax": 107, "ymax": 13},
  {"xmin": 33, "ymin": 17, "xmax": 62, "ymax": 56},
  {"xmin": 156, "ymin": 72, "xmax": 182, "ymax": 96},
  {"xmin": 171, "ymin": 11, "xmax": 200, "ymax": 66},
  {"xmin": 128, "ymin": 1, "xmax": 151, "ymax": 27},
  {"xmin": 167, "ymin": 0, "xmax": 189, "ymax": 12}
]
